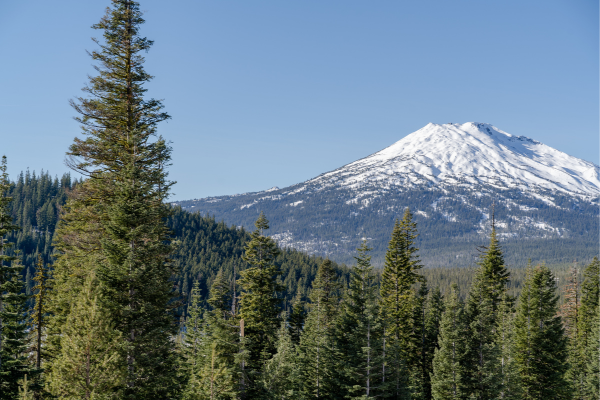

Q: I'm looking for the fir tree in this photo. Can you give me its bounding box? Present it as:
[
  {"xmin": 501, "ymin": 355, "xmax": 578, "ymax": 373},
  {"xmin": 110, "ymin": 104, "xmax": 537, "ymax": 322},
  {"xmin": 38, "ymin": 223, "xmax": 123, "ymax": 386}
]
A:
[
  {"xmin": 183, "ymin": 281, "xmax": 204, "ymax": 383},
  {"xmin": 584, "ymin": 302, "xmax": 599, "ymax": 398},
  {"xmin": 288, "ymin": 293, "xmax": 306, "ymax": 346},
  {"xmin": 27, "ymin": 255, "xmax": 50, "ymax": 398},
  {"xmin": 561, "ymin": 264, "xmax": 584, "ymax": 398},
  {"xmin": 261, "ymin": 320, "xmax": 299, "ymax": 399},
  {"xmin": 463, "ymin": 216, "xmax": 509, "ymax": 399},
  {"xmin": 577, "ymin": 257, "xmax": 599, "ymax": 398},
  {"xmin": 337, "ymin": 240, "xmax": 382, "ymax": 399},
  {"xmin": 57, "ymin": 0, "xmax": 179, "ymax": 397},
  {"xmin": 496, "ymin": 292, "xmax": 520, "ymax": 400},
  {"xmin": 0, "ymin": 156, "xmax": 30, "ymax": 399},
  {"xmin": 431, "ymin": 284, "xmax": 468, "ymax": 400},
  {"xmin": 379, "ymin": 209, "xmax": 422, "ymax": 399},
  {"xmin": 49, "ymin": 276, "xmax": 124, "ymax": 399},
  {"xmin": 422, "ymin": 286, "xmax": 444, "ymax": 400},
  {"xmin": 299, "ymin": 259, "xmax": 342, "ymax": 399},
  {"xmin": 238, "ymin": 212, "xmax": 283, "ymax": 393},
  {"xmin": 514, "ymin": 265, "xmax": 569, "ymax": 399}
]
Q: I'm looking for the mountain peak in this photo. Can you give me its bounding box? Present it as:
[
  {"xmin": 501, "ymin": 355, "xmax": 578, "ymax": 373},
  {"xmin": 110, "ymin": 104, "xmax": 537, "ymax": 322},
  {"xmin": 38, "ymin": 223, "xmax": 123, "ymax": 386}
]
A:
[{"xmin": 307, "ymin": 122, "xmax": 599, "ymax": 196}]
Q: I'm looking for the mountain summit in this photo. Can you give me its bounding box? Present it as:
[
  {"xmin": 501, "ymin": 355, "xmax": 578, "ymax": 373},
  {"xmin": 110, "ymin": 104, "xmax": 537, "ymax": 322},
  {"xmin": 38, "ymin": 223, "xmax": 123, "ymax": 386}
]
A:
[
  {"xmin": 177, "ymin": 122, "xmax": 599, "ymax": 267},
  {"xmin": 307, "ymin": 122, "xmax": 599, "ymax": 196}
]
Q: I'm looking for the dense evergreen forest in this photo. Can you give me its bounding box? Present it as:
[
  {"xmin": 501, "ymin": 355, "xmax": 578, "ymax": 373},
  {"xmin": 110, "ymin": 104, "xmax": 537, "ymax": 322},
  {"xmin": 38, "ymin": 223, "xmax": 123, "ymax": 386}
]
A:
[{"xmin": 0, "ymin": 1, "xmax": 598, "ymax": 399}]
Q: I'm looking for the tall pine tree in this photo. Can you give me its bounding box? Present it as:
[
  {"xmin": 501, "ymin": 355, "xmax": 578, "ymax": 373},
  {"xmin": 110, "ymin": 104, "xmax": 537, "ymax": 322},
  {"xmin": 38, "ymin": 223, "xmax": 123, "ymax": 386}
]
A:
[
  {"xmin": 463, "ymin": 214, "xmax": 509, "ymax": 399},
  {"xmin": 238, "ymin": 212, "xmax": 283, "ymax": 395},
  {"xmin": 514, "ymin": 265, "xmax": 569, "ymax": 399},
  {"xmin": 51, "ymin": 1, "xmax": 179, "ymax": 397},
  {"xmin": 379, "ymin": 209, "xmax": 422, "ymax": 399},
  {"xmin": 431, "ymin": 284, "xmax": 468, "ymax": 400},
  {"xmin": 299, "ymin": 259, "xmax": 342, "ymax": 399}
]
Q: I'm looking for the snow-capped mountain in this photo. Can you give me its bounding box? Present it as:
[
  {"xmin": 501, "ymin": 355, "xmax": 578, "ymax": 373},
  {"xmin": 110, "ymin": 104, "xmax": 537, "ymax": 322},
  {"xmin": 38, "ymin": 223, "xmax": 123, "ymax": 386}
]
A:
[
  {"xmin": 176, "ymin": 123, "xmax": 599, "ymax": 267},
  {"xmin": 304, "ymin": 122, "xmax": 600, "ymax": 197}
]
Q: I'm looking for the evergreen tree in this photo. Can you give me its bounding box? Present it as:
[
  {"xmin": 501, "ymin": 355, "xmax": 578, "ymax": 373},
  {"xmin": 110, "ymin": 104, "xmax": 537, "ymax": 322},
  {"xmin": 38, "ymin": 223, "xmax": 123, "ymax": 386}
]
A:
[
  {"xmin": 27, "ymin": 255, "xmax": 50, "ymax": 398},
  {"xmin": 379, "ymin": 209, "xmax": 422, "ymax": 399},
  {"xmin": 463, "ymin": 218, "xmax": 509, "ymax": 399},
  {"xmin": 54, "ymin": 1, "xmax": 179, "ymax": 397},
  {"xmin": 337, "ymin": 240, "xmax": 382, "ymax": 399},
  {"xmin": 182, "ymin": 281, "xmax": 204, "ymax": 383},
  {"xmin": 561, "ymin": 264, "xmax": 584, "ymax": 398},
  {"xmin": 514, "ymin": 265, "xmax": 569, "ymax": 399},
  {"xmin": 578, "ymin": 257, "xmax": 599, "ymax": 398},
  {"xmin": 0, "ymin": 156, "xmax": 30, "ymax": 399},
  {"xmin": 288, "ymin": 293, "xmax": 306, "ymax": 346},
  {"xmin": 299, "ymin": 259, "xmax": 342, "ymax": 399},
  {"xmin": 584, "ymin": 302, "xmax": 599, "ymax": 398},
  {"xmin": 496, "ymin": 292, "xmax": 520, "ymax": 400},
  {"xmin": 238, "ymin": 212, "xmax": 283, "ymax": 393},
  {"xmin": 49, "ymin": 276, "xmax": 124, "ymax": 399},
  {"xmin": 422, "ymin": 286, "xmax": 444, "ymax": 400},
  {"xmin": 431, "ymin": 284, "xmax": 468, "ymax": 400},
  {"xmin": 409, "ymin": 282, "xmax": 429, "ymax": 400},
  {"xmin": 184, "ymin": 268, "xmax": 243, "ymax": 400},
  {"xmin": 261, "ymin": 320, "xmax": 299, "ymax": 399}
]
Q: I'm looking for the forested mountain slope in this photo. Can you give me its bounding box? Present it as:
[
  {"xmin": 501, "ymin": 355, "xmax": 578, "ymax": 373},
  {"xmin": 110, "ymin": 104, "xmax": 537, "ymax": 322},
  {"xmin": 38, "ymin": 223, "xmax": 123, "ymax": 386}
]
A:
[{"xmin": 176, "ymin": 122, "xmax": 599, "ymax": 267}]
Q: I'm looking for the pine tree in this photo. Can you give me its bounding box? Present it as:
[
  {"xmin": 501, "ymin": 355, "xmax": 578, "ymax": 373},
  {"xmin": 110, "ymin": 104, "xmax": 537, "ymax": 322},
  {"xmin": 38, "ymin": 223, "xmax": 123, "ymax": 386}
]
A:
[
  {"xmin": 578, "ymin": 257, "xmax": 599, "ymax": 398},
  {"xmin": 463, "ymin": 217, "xmax": 509, "ymax": 399},
  {"xmin": 423, "ymin": 286, "xmax": 444, "ymax": 400},
  {"xmin": 288, "ymin": 293, "xmax": 306, "ymax": 346},
  {"xmin": 27, "ymin": 255, "xmax": 50, "ymax": 398},
  {"xmin": 55, "ymin": 1, "xmax": 179, "ymax": 397},
  {"xmin": 183, "ymin": 281, "xmax": 204, "ymax": 382},
  {"xmin": 409, "ymin": 282, "xmax": 429, "ymax": 400},
  {"xmin": 514, "ymin": 265, "xmax": 569, "ymax": 399},
  {"xmin": 185, "ymin": 270, "xmax": 243, "ymax": 400},
  {"xmin": 238, "ymin": 212, "xmax": 283, "ymax": 394},
  {"xmin": 299, "ymin": 259, "xmax": 342, "ymax": 399},
  {"xmin": 49, "ymin": 276, "xmax": 124, "ymax": 399},
  {"xmin": 496, "ymin": 292, "xmax": 520, "ymax": 400},
  {"xmin": 337, "ymin": 240, "xmax": 382, "ymax": 399},
  {"xmin": 561, "ymin": 264, "xmax": 584, "ymax": 398},
  {"xmin": 584, "ymin": 302, "xmax": 599, "ymax": 398},
  {"xmin": 379, "ymin": 209, "xmax": 422, "ymax": 399},
  {"xmin": 0, "ymin": 156, "xmax": 31, "ymax": 399},
  {"xmin": 261, "ymin": 320, "xmax": 299, "ymax": 399},
  {"xmin": 431, "ymin": 284, "xmax": 468, "ymax": 400}
]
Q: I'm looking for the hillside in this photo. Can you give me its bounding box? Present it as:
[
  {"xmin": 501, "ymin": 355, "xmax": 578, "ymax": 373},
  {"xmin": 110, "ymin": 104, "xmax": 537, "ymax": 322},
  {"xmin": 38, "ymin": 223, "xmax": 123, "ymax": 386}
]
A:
[{"xmin": 175, "ymin": 122, "xmax": 600, "ymax": 267}]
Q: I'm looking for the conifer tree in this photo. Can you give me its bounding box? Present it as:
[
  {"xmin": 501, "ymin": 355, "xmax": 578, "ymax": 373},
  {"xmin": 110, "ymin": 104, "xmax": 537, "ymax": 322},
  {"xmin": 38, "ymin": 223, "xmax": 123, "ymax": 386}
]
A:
[
  {"xmin": 288, "ymin": 293, "xmax": 306, "ymax": 346},
  {"xmin": 577, "ymin": 257, "xmax": 599, "ymax": 398},
  {"xmin": 409, "ymin": 282, "xmax": 429, "ymax": 400},
  {"xmin": 49, "ymin": 276, "xmax": 124, "ymax": 399},
  {"xmin": 379, "ymin": 209, "xmax": 422, "ymax": 399},
  {"xmin": 27, "ymin": 255, "xmax": 50, "ymax": 398},
  {"xmin": 238, "ymin": 212, "xmax": 283, "ymax": 393},
  {"xmin": 337, "ymin": 240, "xmax": 382, "ymax": 399},
  {"xmin": 261, "ymin": 320, "xmax": 299, "ymax": 399},
  {"xmin": 0, "ymin": 156, "xmax": 31, "ymax": 399},
  {"xmin": 561, "ymin": 264, "xmax": 584, "ymax": 398},
  {"xmin": 184, "ymin": 270, "xmax": 244, "ymax": 400},
  {"xmin": 514, "ymin": 265, "xmax": 569, "ymax": 399},
  {"xmin": 431, "ymin": 284, "xmax": 467, "ymax": 400},
  {"xmin": 422, "ymin": 286, "xmax": 444, "ymax": 400},
  {"xmin": 299, "ymin": 259, "xmax": 342, "ymax": 399},
  {"xmin": 584, "ymin": 302, "xmax": 599, "ymax": 398},
  {"xmin": 463, "ymin": 216, "xmax": 509, "ymax": 399},
  {"xmin": 182, "ymin": 281, "xmax": 204, "ymax": 383},
  {"xmin": 53, "ymin": 1, "xmax": 179, "ymax": 397},
  {"xmin": 496, "ymin": 292, "xmax": 520, "ymax": 400}
]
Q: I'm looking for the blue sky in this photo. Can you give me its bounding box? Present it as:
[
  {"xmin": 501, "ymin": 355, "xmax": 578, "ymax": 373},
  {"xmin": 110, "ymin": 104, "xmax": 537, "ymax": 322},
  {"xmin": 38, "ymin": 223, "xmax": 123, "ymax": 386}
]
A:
[{"xmin": 1, "ymin": 0, "xmax": 597, "ymax": 200}]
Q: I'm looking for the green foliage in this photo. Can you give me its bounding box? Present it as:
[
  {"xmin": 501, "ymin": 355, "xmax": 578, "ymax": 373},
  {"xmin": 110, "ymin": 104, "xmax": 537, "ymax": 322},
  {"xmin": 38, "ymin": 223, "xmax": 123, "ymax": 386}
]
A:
[
  {"xmin": 238, "ymin": 212, "xmax": 283, "ymax": 394},
  {"xmin": 514, "ymin": 265, "xmax": 569, "ymax": 399},
  {"xmin": 298, "ymin": 259, "xmax": 343, "ymax": 399},
  {"xmin": 462, "ymin": 224, "xmax": 509, "ymax": 399},
  {"xmin": 48, "ymin": 276, "xmax": 124, "ymax": 399},
  {"xmin": 260, "ymin": 320, "xmax": 299, "ymax": 399},
  {"xmin": 337, "ymin": 240, "xmax": 383, "ymax": 399},
  {"xmin": 430, "ymin": 284, "xmax": 468, "ymax": 400}
]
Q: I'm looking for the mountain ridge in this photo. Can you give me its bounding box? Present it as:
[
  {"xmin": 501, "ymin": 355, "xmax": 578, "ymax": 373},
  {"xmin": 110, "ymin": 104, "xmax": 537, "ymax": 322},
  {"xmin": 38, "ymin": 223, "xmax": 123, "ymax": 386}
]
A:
[{"xmin": 176, "ymin": 122, "xmax": 599, "ymax": 267}]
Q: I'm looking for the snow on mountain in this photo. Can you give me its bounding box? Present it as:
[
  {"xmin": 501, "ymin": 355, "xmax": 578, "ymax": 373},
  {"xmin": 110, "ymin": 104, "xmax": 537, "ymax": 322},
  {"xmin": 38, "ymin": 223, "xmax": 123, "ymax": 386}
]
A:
[{"xmin": 299, "ymin": 122, "xmax": 600, "ymax": 197}]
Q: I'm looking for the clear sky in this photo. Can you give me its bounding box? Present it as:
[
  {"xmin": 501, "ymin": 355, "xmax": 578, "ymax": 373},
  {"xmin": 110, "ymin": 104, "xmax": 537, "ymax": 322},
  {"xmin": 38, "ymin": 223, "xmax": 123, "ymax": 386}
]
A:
[{"xmin": 1, "ymin": 0, "xmax": 598, "ymax": 200}]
